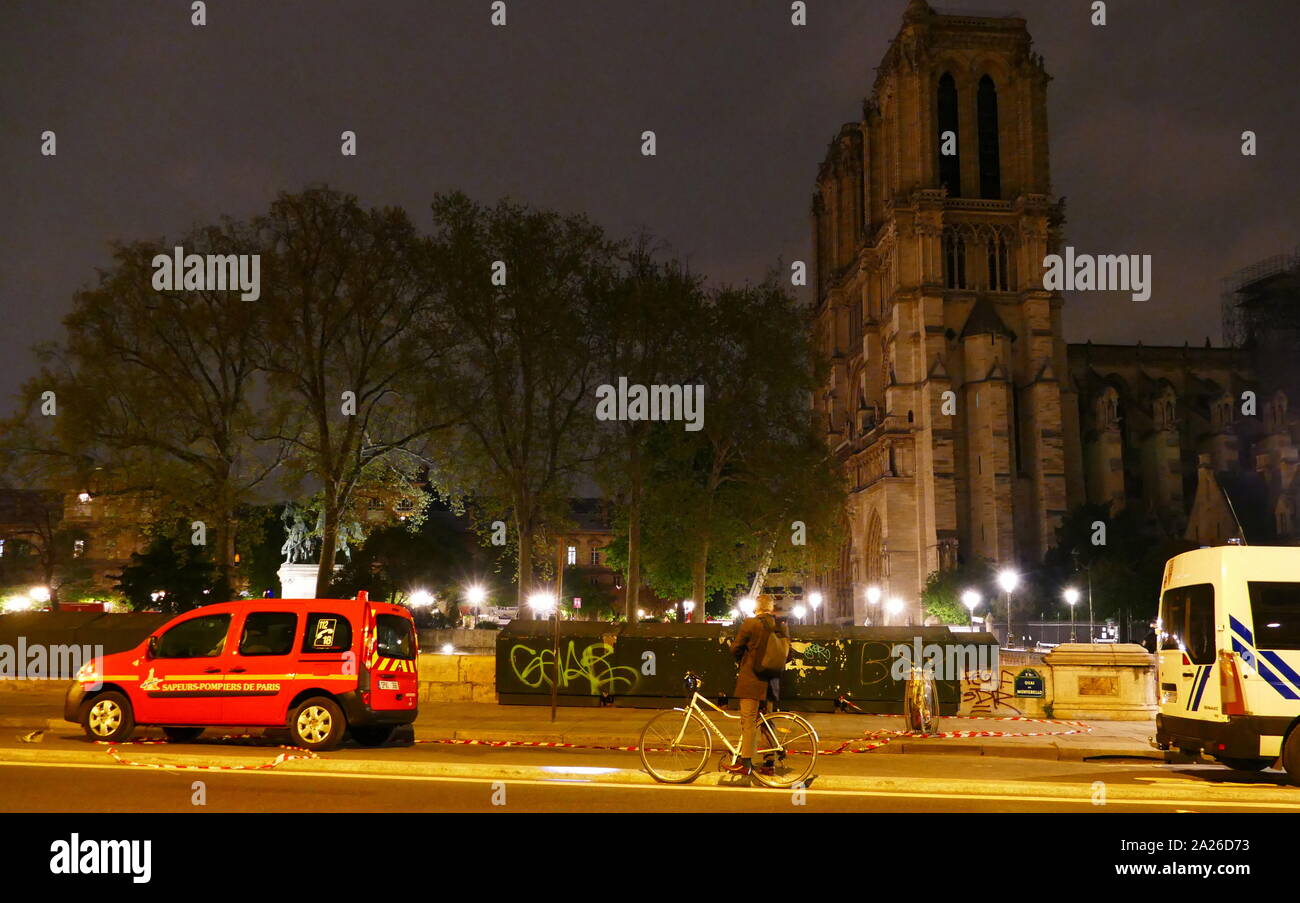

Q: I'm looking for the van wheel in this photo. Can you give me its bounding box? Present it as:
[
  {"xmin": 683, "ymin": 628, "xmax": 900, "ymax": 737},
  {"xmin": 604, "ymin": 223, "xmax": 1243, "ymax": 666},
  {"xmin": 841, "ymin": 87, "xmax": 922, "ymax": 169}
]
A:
[
  {"xmin": 351, "ymin": 726, "xmax": 395, "ymax": 747},
  {"xmin": 289, "ymin": 697, "xmax": 346, "ymax": 750},
  {"xmin": 1283, "ymin": 728, "xmax": 1300, "ymax": 786},
  {"xmin": 80, "ymin": 691, "xmax": 135, "ymax": 743},
  {"xmin": 1218, "ymin": 757, "xmax": 1273, "ymax": 772},
  {"xmin": 162, "ymin": 727, "xmax": 205, "ymax": 743}
]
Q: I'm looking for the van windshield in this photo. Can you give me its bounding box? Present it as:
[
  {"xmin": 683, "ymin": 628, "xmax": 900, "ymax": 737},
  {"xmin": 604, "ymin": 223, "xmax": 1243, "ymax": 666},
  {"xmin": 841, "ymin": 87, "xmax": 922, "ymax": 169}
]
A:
[
  {"xmin": 376, "ymin": 614, "xmax": 415, "ymax": 660},
  {"xmin": 1248, "ymin": 582, "xmax": 1300, "ymax": 650}
]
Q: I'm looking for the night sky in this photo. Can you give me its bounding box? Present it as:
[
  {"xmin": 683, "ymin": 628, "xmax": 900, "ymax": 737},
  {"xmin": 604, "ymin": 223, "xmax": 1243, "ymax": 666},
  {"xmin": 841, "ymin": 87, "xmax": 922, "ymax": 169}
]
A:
[{"xmin": 2, "ymin": 0, "xmax": 1297, "ymax": 410}]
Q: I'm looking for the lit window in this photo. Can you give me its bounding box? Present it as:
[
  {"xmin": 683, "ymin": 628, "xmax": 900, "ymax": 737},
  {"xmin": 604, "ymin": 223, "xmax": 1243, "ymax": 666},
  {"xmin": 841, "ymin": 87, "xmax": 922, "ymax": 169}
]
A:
[
  {"xmin": 590, "ymin": 549, "xmax": 601, "ymax": 566},
  {"xmin": 0, "ymin": 539, "xmax": 5, "ymax": 557},
  {"xmin": 73, "ymin": 539, "xmax": 86, "ymax": 558},
  {"xmin": 396, "ymin": 498, "xmax": 415, "ymax": 512},
  {"xmin": 567, "ymin": 545, "xmax": 577, "ymax": 565},
  {"xmin": 367, "ymin": 497, "xmax": 383, "ymax": 509},
  {"xmin": 78, "ymin": 492, "xmax": 91, "ymax": 503}
]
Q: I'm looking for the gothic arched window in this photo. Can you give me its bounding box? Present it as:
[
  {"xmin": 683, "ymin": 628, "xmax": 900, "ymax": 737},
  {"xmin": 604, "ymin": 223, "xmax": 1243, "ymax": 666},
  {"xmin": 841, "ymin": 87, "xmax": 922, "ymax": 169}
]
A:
[
  {"xmin": 977, "ymin": 75, "xmax": 1001, "ymax": 199},
  {"xmin": 944, "ymin": 230, "xmax": 967, "ymax": 289},
  {"xmin": 937, "ymin": 73, "xmax": 961, "ymax": 196}
]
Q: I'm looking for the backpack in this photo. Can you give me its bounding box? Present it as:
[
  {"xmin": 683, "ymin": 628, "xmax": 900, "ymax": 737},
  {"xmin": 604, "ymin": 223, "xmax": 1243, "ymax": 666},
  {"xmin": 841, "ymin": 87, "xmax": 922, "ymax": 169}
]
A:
[{"xmin": 753, "ymin": 617, "xmax": 789, "ymax": 680}]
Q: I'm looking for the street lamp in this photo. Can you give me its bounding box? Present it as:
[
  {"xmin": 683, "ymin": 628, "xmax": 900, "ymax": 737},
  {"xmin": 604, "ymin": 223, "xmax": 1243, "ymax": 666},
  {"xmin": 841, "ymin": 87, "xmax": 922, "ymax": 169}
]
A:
[
  {"xmin": 465, "ymin": 584, "xmax": 487, "ymax": 625},
  {"xmin": 1063, "ymin": 586, "xmax": 1080, "ymax": 643},
  {"xmin": 962, "ymin": 589, "xmax": 981, "ymax": 627},
  {"xmin": 409, "ymin": 589, "xmax": 435, "ymax": 609},
  {"xmin": 997, "ymin": 568, "xmax": 1019, "ymax": 648},
  {"xmin": 808, "ymin": 591, "xmax": 823, "ymax": 625},
  {"xmin": 792, "ymin": 604, "xmax": 807, "ymax": 623},
  {"xmin": 29, "ymin": 586, "xmax": 51, "ymax": 605},
  {"xmin": 886, "ymin": 597, "xmax": 904, "ymax": 625},
  {"xmin": 529, "ymin": 591, "xmax": 559, "ymax": 722},
  {"xmin": 865, "ymin": 585, "xmax": 882, "ymax": 626},
  {"xmin": 738, "ymin": 596, "xmax": 756, "ymax": 617},
  {"xmin": 683, "ymin": 599, "xmax": 695, "ymax": 623}
]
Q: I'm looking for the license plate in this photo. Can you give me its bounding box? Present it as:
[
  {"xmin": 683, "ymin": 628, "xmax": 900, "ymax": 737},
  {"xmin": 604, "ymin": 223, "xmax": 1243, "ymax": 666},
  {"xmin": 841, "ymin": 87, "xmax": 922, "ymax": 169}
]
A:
[{"xmin": 378, "ymin": 680, "xmax": 399, "ymax": 690}]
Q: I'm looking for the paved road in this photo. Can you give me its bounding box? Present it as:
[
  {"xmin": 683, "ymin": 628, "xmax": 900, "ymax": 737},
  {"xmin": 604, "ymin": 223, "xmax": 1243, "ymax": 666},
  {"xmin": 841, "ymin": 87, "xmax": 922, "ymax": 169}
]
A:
[
  {"xmin": 2, "ymin": 761, "xmax": 1293, "ymax": 813},
  {"xmin": 2, "ymin": 726, "xmax": 1297, "ymax": 812}
]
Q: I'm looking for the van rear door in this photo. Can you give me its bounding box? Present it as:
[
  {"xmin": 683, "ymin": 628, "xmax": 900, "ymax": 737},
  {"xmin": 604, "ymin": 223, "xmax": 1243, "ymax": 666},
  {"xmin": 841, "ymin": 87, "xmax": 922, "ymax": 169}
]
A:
[
  {"xmin": 366, "ymin": 606, "xmax": 419, "ymax": 714},
  {"xmin": 1158, "ymin": 582, "xmax": 1222, "ymax": 720}
]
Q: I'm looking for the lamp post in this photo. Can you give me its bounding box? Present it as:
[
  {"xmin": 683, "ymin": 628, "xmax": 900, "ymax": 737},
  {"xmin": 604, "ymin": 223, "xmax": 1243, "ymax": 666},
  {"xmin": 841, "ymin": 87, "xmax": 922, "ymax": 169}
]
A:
[
  {"xmin": 466, "ymin": 584, "xmax": 487, "ymax": 626},
  {"xmin": 865, "ymin": 585, "xmax": 882, "ymax": 626},
  {"xmin": 529, "ymin": 591, "xmax": 558, "ymax": 722},
  {"xmin": 962, "ymin": 589, "xmax": 981, "ymax": 629},
  {"xmin": 793, "ymin": 604, "xmax": 807, "ymax": 624},
  {"xmin": 886, "ymin": 597, "xmax": 903, "ymax": 626},
  {"xmin": 1063, "ymin": 587, "xmax": 1080, "ymax": 643},
  {"xmin": 808, "ymin": 591, "xmax": 822, "ymax": 625},
  {"xmin": 997, "ymin": 569, "xmax": 1020, "ymax": 649}
]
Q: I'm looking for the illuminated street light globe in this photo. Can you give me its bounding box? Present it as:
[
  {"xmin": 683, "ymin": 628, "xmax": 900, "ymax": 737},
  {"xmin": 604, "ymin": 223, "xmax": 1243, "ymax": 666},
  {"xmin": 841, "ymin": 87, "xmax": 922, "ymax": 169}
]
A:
[
  {"xmin": 792, "ymin": 604, "xmax": 807, "ymax": 621},
  {"xmin": 409, "ymin": 589, "xmax": 435, "ymax": 608},
  {"xmin": 1063, "ymin": 587, "xmax": 1080, "ymax": 606},
  {"xmin": 808, "ymin": 592, "xmax": 823, "ymax": 610},
  {"xmin": 886, "ymin": 597, "xmax": 904, "ymax": 618},
  {"xmin": 465, "ymin": 585, "xmax": 487, "ymax": 607},
  {"xmin": 961, "ymin": 589, "xmax": 981, "ymax": 613},
  {"xmin": 738, "ymin": 596, "xmax": 756, "ymax": 617},
  {"xmin": 29, "ymin": 586, "xmax": 51, "ymax": 604},
  {"xmin": 529, "ymin": 591, "xmax": 556, "ymax": 614},
  {"xmin": 865, "ymin": 585, "xmax": 882, "ymax": 606},
  {"xmin": 996, "ymin": 569, "xmax": 1020, "ymax": 594},
  {"xmin": 683, "ymin": 600, "xmax": 695, "ymax": 613}
]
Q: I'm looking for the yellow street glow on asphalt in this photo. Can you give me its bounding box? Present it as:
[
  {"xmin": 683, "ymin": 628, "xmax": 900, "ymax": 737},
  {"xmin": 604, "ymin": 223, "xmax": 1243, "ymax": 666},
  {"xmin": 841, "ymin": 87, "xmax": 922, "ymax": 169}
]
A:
[{"xmin": 4, "ymin": 761, "xmax": 1300, "ymax": 810}]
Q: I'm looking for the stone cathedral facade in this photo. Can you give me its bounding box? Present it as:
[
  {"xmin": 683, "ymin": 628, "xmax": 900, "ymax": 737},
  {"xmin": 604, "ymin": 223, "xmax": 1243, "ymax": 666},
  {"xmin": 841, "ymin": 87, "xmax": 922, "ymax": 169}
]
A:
[
  {"xmin": 812, "ymin": 1, "xmax": 1300, "ymax": 627},
  {"xmin": 812, "ymin": 1, "xmax": 1074, "ymax": 625}
]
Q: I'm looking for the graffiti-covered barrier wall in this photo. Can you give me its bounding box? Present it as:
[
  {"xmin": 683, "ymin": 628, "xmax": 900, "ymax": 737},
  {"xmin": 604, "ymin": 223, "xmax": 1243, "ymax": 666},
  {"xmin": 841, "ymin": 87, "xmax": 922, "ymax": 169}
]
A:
[{"xmin": 495, "ymin": 620, "xmax": 1000, "ymax": 713}]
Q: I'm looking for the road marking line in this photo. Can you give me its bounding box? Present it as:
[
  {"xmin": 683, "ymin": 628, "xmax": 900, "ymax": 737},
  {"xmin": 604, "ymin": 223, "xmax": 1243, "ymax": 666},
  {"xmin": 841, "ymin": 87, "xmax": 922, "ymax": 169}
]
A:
[{"xmin": 2, "ymin": 761, "xmax": 1299, "ymax": 809}]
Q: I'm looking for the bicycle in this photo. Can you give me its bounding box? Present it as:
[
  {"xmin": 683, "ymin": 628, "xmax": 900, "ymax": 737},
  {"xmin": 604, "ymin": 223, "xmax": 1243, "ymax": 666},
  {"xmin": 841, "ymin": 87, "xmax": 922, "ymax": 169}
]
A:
[{"xmin": 638, "ymin": 674, "xmax": 819, "ymax": 787}]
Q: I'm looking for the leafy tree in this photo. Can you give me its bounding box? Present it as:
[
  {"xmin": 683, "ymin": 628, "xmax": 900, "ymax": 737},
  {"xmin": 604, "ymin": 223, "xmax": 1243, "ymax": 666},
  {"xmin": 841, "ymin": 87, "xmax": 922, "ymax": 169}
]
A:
[
  {"xmin": 113, "ymin": 530, "xmax": 216, "ymax": 612},
  {"xmin": 921, "ymin": 557, "xmax": 995, "ymax": 625},
  {"xmin": 254, "ymin": 186, "xmax": 455, "ymax": 596},
  {"xmin": 418, "ymin": 192, "xmax": 617, "ymax": 605},
  {"xmin": 591, "ymin": 237, "xmax": 706, "ymax": 618},
  {"xmin": 24, "ymin": 226, "xmax": 288, "ymax": 599}
]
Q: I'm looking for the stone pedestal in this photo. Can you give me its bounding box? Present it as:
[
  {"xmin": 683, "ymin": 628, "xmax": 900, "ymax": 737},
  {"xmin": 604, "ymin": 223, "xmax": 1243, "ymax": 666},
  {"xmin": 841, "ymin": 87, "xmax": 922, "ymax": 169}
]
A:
[
  {"xmin": 1043, "ymin": 643, "xmax": 1156, "ymax": 721},
  {"xmin": 276, "ymin": 562, "xmax": 339, "ymax": 599}
]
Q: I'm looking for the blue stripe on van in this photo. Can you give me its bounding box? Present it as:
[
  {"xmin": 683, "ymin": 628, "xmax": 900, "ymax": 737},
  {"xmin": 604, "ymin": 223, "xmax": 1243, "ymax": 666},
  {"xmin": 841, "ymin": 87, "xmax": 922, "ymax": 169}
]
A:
[
  {"xmin": 1232, "ymin": 637, "xmax": 1259, "ymax": 673},
  {"xmin": 1190, "ymin": 666, "xmax": 1212, "ymax": 712},
  {"xmin": 1260, "ymin": 651, "xmax": 1300, "ymax": 696},
  {"xmin": 1254, "ymin": 657, "xmax": 1300, "ymax": 701},
  {"xmin": 1230, "ymin": 615, "xmax": 1253, "ymax": 645}
]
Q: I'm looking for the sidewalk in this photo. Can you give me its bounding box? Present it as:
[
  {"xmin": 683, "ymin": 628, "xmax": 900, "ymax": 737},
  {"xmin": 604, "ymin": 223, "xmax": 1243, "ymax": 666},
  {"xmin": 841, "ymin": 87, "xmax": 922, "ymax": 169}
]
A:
[{"xmin": 1, "ymin": 688, "xmax": 1162, "ymax": 762}]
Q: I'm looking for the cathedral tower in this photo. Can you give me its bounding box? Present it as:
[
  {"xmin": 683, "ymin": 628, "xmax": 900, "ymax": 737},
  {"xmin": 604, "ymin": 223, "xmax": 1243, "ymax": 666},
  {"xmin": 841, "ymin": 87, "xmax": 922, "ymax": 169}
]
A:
[{"xmin": 812, "ymin": 1, "xmax": 1081, "ymax": 625}]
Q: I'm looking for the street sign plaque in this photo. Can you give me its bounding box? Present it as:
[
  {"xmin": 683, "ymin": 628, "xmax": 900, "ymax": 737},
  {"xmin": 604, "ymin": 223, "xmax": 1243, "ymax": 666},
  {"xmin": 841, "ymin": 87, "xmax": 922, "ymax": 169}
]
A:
[{"xmin": 1013, "ymin": 667, "xmax": 1045, "ymax": 698}]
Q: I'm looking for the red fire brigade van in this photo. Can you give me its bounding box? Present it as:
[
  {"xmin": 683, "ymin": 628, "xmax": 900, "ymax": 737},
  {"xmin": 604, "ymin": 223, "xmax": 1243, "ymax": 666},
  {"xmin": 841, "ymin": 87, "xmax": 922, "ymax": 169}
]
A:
[{"xmin": 64, "ymin": 592, "xmax": 418, "ymax": 750}]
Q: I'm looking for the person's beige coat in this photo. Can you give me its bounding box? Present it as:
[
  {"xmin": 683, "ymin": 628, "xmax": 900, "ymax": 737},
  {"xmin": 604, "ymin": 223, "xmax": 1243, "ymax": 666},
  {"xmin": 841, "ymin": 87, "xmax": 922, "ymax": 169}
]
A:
[{"xmin": 731, "ymin": 613, "xmax": 786, "ymax": 700}]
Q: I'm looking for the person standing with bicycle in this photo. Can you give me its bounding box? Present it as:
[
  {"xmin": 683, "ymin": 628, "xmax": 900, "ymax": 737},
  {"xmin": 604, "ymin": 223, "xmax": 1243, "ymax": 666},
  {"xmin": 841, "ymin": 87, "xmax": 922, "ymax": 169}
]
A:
[{"xmin": 724, "ymin": 594, "xmax": 788, "ymax": 777}]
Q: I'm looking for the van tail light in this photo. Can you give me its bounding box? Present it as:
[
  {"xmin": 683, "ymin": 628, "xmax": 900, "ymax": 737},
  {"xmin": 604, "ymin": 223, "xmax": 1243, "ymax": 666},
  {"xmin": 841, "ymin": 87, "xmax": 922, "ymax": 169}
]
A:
[{"xmin": 1219, "ymin": 650, "xmax": 1247, "ymax": 716}]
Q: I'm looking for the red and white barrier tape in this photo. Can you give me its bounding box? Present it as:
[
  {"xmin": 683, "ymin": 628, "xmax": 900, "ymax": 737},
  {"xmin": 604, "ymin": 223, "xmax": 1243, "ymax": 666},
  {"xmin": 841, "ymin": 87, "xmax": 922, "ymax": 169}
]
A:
[{"xmin": 98, "ymin": 734, "xmax": 320, "ymax": 771}]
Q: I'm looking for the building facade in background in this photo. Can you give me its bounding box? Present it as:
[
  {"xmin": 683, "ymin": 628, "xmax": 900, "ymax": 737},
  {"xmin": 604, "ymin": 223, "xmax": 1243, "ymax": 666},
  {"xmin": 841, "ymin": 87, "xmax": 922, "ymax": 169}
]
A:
[{"xmin": 812, "ymin": 1, "xmax": 1299, "ymax": 626}]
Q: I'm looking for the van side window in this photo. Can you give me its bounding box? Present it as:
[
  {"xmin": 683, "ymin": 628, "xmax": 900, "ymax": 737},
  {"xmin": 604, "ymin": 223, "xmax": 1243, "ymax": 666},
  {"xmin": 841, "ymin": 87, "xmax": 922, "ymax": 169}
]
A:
[
  {"xmin": 156, "ymin": 614, "xmax": 232, "ymax": 659},
  {"xmin": 1247, "ymin": 582, "xmax": 1300, "ymax": 650},
  {"xmin": 301, "ymin": 613, "xmax": 352, "ymax": 653},
  {"xmin": 239, "ymin": 612, "xmax": 298, "ymax": 656},
  {"xmin": 1160, "ymin": 583, "xmax": 1215, "ymax": 664}
]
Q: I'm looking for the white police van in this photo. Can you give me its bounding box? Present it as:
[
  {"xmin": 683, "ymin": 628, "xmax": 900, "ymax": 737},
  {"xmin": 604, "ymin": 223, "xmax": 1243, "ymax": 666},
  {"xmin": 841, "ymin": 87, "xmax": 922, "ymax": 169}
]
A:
[{"xmin": 1154, "ymin": 545, "xmax": 1300, "ymax": 782}]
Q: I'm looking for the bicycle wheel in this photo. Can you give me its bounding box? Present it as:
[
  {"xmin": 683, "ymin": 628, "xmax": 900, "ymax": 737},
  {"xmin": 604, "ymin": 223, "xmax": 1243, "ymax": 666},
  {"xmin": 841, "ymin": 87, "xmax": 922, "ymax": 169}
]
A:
[
  {"xmin": 751, "ymin": 712, "xmax": 818, "ymax": 788},
  {"xmin": 639, "ymin": 709, "xmax": 712, "ymax": 783}
]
